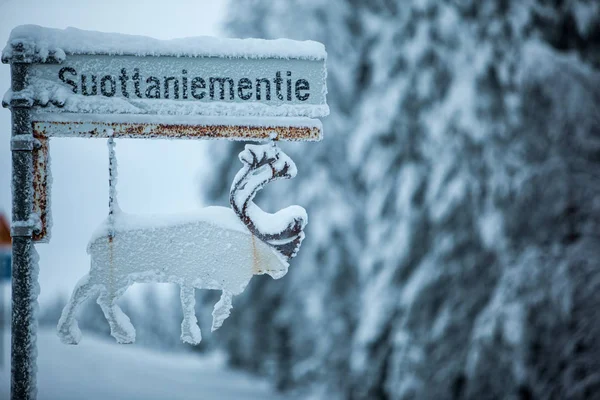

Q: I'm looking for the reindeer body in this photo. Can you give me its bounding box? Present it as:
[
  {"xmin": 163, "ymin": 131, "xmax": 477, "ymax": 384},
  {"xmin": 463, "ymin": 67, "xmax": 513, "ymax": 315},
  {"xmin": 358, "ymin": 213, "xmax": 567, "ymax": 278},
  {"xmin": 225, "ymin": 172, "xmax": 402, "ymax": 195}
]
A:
[
  {"xmin": 87, "ymin": 207, "xmax": 288, "ymax": 293},
  {"xmin": 58, "ymin": 143, "xmax": 306, "ymax": 345}
]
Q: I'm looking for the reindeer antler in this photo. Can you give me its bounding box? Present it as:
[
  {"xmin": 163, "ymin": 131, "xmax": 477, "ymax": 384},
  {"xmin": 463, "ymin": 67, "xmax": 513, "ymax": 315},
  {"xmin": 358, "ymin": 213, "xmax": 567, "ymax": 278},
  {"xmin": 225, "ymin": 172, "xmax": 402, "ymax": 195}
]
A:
[{"xmin": 230, "ymin": 142, "xmax": 307, "ymax": 260}]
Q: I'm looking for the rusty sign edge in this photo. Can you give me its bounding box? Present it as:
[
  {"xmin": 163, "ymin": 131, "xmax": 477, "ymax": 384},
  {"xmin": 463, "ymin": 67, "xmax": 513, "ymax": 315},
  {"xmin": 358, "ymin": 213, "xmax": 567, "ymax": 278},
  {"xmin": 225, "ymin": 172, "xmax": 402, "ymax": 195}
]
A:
[
  {"xmin": 31, "ymin": 136, "xmax": 49, "ymax": 243},
  {"xmin": 32, "ymin": 119, "xmax": 322, "ymax": 141}
]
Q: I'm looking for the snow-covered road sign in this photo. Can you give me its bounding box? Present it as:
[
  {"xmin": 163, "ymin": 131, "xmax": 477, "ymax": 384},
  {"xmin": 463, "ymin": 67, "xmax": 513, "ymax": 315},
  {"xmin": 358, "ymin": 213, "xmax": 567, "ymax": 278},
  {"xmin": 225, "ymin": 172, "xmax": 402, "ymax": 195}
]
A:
[
  {"xmin": 2, "ymin": 25, "xmax": 329, "ymax": 243},
  {"xmin": 2, "ymin": 25, "xmax": 327, "ymax": 123}
]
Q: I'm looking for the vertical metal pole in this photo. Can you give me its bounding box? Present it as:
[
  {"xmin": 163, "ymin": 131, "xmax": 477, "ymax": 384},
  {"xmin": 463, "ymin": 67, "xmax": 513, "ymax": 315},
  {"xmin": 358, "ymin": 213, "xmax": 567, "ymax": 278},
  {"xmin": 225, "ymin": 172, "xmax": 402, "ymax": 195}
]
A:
[{"xmin": 10, "ymin": 57, "xmax": 38, "ymax": 400}]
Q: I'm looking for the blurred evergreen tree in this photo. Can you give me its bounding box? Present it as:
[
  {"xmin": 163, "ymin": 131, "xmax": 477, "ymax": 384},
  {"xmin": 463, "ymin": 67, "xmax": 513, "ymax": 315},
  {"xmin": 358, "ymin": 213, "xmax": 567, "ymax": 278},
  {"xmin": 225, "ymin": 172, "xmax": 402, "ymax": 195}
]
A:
[{"xmin": 201, "ymin": 1, "xmax": 600, "ymax": 398}]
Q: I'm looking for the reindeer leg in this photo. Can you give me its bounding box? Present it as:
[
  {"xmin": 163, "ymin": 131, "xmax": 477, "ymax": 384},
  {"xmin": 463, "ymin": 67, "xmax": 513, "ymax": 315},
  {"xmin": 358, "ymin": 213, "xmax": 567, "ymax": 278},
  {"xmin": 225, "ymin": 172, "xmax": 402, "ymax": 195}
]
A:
[
  {"xmin": 57, "ymin": 274, "xmax": 98, "ymax": 344},
  {"xmin": 212, "ymin": 290, "xmax": 233, "ymax": 332},
  {"xmin": 180, "ymin": 285, "xmax": 202, "ymax": 345},
  {"xmin": 98, "ymin": 287, "xmax": 135, "ymax": 344}
]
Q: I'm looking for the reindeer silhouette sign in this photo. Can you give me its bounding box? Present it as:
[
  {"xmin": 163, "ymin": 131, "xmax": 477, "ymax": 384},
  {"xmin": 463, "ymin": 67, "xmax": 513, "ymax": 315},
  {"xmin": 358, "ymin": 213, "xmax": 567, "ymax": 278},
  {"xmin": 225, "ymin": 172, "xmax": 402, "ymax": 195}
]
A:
[{"xmin": 58, "ymin": 141, "xmax": 306, "ymax": 345}]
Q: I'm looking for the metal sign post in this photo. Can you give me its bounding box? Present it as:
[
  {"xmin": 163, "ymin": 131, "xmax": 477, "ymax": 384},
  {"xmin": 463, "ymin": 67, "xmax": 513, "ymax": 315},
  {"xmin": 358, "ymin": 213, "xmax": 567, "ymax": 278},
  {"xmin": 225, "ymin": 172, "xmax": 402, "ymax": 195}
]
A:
[
  {"xmin": 2, "ymin": 25, "xmax": 328, "ymax": 400},
  {"xmin": 7, "ymin": 45, "xmax": 38, "ymax": 399}
]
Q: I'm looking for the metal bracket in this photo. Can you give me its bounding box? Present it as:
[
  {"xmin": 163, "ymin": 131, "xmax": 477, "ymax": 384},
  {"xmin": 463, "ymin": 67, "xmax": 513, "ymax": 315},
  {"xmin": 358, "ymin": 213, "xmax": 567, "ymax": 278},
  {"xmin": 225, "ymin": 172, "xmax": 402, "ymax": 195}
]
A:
[
  {"xmin": 2, "ymin": 40, "xmax": 64, "ymax": 64},
  {"xmin": 11, "ymin": 135, "xmax": 34, "ymax": 151},
  {"xmin": 8, "ymin": 97, "xmax": 34, "ymax": 109},
  {"xmin": 10, "ymin": 215, "xmax": 41, "ymax": 238},
  {"xmin": 11, "ymin": 224, "xmax": 33, "ymax": 238}
]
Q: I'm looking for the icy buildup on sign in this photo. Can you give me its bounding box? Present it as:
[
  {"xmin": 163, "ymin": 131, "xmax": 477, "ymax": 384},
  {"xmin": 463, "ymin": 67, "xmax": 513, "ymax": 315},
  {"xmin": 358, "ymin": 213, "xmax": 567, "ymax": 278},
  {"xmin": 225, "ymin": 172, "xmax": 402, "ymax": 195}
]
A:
[
  {"xmin": 2, "ymin": 25, "xmax": 326, "ymax": 62},
  {"xmin": 57, "ymin": 142, "xmax": 307, "ymax": 345},
  {"xmin": 1, "ymin": 26, "xmax": 329, "ymax": 120}
]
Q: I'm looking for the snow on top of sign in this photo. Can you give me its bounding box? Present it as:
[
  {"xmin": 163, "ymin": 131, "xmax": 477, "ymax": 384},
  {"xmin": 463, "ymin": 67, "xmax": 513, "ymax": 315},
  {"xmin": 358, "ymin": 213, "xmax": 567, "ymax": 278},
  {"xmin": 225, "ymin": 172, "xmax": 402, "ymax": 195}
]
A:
[
  {"xmin": 88, "ymin": 207, "xmax": 247, "ymax": 247},
  {"xmin": 2, "ymin": 25, "xmax": 326, "ymax": 63}
]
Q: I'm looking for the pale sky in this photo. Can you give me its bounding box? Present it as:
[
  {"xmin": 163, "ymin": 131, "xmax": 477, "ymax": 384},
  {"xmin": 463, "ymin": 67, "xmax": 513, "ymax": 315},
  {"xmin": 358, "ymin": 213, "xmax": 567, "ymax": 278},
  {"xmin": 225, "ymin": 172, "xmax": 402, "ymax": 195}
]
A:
[{"xmin": 0, "ymin": 0, "xmax": 228, "ymax": 305}]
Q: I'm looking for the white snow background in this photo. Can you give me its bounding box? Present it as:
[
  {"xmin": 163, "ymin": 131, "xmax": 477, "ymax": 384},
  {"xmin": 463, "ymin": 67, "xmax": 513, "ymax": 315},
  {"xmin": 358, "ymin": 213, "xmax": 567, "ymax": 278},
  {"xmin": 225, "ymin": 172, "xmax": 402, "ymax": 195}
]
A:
[
  {"xmin": 0, "ymin": 329, "xmax": 286, "ymax": 400},
  {"xmin": 0, "ymin": 0, "xmax": 287, "ymax": 398}
]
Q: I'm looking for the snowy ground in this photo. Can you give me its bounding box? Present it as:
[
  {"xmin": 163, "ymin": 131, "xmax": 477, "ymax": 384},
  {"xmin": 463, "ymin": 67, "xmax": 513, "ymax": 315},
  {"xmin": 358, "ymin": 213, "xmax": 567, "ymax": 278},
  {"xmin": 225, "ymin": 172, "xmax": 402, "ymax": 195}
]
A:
[{"xmin": 0, "ymin": 328, "xmax": 287, "ymax": 400}]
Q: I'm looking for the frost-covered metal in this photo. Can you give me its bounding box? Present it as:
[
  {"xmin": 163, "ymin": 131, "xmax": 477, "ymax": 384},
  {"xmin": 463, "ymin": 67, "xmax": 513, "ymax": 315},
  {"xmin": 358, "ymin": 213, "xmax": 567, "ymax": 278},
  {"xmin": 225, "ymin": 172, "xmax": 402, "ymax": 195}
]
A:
[
  {"xmin": 8, "ymin": 51, "xmax": 40, "ymax": 400},
  {"xmin": 231, "ymin": 143, "xmax": 307, "ymax": 259},
  {"xmin": 32, "ymin": 119, "xmax": 322, "ymax": 141}
]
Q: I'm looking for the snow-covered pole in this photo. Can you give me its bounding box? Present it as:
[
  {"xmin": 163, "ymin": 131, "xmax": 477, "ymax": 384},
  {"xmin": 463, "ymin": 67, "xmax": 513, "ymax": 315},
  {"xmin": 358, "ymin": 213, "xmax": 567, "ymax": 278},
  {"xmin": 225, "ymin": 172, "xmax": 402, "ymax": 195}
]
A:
[{"xmin": 8, "ymin": 44, "xmax": 39, "ymax": 400}]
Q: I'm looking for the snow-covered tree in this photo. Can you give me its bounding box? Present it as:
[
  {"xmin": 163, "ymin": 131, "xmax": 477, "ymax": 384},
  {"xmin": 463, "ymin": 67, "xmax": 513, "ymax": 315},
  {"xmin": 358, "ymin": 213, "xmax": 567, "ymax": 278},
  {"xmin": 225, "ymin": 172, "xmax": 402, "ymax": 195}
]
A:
[{"xmin": 202, "ymin": 1, "xmax": 600, "ymax": 398}]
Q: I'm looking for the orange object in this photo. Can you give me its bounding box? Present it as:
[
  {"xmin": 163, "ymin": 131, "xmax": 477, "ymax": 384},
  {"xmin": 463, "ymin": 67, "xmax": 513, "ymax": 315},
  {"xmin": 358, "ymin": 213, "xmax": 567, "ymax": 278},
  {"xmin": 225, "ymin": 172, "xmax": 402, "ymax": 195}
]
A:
[{"xmin": 0, "ymin": 213, "xmax": 11, "ymax": 247}]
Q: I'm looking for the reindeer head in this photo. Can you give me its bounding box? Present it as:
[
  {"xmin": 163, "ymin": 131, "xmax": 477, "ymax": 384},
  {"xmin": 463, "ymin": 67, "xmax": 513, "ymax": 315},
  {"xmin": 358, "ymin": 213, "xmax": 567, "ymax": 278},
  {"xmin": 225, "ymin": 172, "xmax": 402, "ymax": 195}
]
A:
[{"xmin": 230, "ymin": 142, "xmax": 307, "ymax": 262}]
